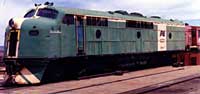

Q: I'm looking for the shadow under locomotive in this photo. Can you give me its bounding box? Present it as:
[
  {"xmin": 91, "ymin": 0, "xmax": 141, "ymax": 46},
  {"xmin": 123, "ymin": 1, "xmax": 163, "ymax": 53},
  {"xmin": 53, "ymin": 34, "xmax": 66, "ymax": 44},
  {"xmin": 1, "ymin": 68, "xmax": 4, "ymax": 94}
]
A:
[{"xmin": 4, "ymin": 51, "xmax": 180, "ymax": 85}]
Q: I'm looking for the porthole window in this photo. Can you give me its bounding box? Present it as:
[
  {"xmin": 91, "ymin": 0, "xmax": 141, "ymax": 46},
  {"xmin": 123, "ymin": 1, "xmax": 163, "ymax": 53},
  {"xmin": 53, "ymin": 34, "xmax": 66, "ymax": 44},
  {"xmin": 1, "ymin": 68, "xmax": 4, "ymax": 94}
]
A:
[
  {"xmin": 169, "ymin": 32, "xmax": 172, "ymax": 39},
  {"xmin": 29, "ymin": 30, "xmax": 39, "ymax": 36},
  {"xmin": 96, "ymin": 30, "xmax": 101, "ymax": 39},
  {"xmin": 137, "ymin": 32, "xmax": 141, "ymax": 39}
]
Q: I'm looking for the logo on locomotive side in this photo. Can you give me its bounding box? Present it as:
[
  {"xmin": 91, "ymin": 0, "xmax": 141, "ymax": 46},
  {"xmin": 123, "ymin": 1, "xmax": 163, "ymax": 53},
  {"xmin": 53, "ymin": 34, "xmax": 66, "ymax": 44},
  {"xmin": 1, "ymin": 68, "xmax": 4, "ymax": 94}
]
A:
[{"xmin": 157, "ymin": 24, "xmax": 167, "ymax": 51}]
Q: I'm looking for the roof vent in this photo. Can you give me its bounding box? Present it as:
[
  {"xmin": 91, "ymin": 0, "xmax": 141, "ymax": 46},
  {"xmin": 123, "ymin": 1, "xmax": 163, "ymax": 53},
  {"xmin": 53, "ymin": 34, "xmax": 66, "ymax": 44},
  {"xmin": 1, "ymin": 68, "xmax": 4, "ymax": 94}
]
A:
[
  {"xmin": 130, "ymin": 12, "xmax": 144, "ymax": 17},
  {"xmin": 170, "ymin": 19, "xmax": 174, "ymax": 21},
  {"xmin": 185, "ymin": 23, "xmax": 189, "ymax": 26},
  {"xmin": 114, "ymin": 10, "xmax": 129, "ymax": 15},
  {"xmin": 108, "ymin": 11, "xmax": 114, "ymax": 14},
  {"xmin": 150, "ymin": 16, "xmax": 161, "ymax": 19},
  {"xmin": 44, "ymin": 2, "xmax": 54, "ymax": 6}
]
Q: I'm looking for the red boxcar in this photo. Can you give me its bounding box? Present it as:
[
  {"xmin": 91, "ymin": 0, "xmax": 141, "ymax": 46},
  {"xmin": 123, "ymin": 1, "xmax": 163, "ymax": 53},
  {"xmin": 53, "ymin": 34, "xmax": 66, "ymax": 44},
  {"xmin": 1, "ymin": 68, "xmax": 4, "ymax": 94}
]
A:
[
  {"xmin": 185, "ymin": 26, "xmax": 200, "ymax": 50},
  {"xmin": 184, "ymin": 25, "xmax": 200, "ymax": 65}
]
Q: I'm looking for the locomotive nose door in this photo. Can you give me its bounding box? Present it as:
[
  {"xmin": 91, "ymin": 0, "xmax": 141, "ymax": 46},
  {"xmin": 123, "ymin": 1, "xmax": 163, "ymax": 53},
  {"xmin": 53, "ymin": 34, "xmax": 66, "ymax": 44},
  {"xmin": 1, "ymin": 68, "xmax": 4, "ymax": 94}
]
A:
[
  {"xmin": 75, "ymin": 16, "xmax": 85, "ymax": 55},
  {"xmin": 6, "ymin": 30, "xmax": 20, "ymax": 58}
]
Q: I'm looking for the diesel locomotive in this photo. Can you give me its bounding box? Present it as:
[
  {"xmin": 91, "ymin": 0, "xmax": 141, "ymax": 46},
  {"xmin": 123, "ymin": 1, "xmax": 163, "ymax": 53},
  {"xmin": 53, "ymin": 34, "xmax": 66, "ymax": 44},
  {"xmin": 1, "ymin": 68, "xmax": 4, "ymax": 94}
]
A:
[{"xmin": 3, "ymin": 3, "xmax": 186, "ymax": 84}]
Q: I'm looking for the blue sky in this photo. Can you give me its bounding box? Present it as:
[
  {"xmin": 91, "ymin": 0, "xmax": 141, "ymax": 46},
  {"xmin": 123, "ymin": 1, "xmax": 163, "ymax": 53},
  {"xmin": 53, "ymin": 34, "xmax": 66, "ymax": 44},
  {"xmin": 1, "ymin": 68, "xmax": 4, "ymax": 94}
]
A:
[{"xmin": 1, "ymin": 0, "xmax": 200, "ymax": 45}]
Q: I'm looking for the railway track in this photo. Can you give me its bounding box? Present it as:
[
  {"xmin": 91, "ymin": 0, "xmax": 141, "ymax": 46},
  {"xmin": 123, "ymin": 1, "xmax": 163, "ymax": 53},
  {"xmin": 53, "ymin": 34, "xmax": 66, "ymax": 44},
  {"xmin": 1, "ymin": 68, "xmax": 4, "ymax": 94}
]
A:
[
  {"xmin": 119, "ymin": 73, "xmax": 200, "ymax": 94},
  {"xmin": 0, "ymin": 67, "xmax": 183, "ymax": 93},
  {"xmin": 48, "ymin": 68, "xmax": 184, "ymax": 94},
  {"xmin": 0, "ymin": 66, "xmax": 199, "ymax": 94}
]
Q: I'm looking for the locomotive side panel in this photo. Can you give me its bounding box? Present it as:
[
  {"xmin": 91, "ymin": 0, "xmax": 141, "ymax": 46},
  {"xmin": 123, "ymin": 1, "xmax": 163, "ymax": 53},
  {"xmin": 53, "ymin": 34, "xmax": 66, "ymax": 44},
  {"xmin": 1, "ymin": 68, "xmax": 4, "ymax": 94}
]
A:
[
  {"xmin": 118, "ymin": 28, "xmax": 136, "ymax": 53},
  {"xmin": 86, "ymin": 26, "xmax": 104, "ymax": 55},
  {"xmin": 60, "ymin": 24, "xmax": 76, "ymax": 57},
  {"xmin": 166, "ymin": 26, "xmax": 185, "ymax": 51},
  {"xmin": 85, "ymin": 19, "xmax": 158, "ymax": 55}
]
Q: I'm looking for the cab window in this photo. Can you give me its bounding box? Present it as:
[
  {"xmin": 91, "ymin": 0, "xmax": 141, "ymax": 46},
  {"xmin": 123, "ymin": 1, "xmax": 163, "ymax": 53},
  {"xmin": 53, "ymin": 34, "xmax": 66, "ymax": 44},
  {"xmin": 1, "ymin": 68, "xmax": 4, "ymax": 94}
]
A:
[
  {"xmin": 62, "ymin": 14, "xmax": 74, "ymax": 25},
  {"xmin": 24, "ymin": 9, "xmax": 36, "ymax": 18},
  {"xmin": 37, "ymin": 8, "xmax": 58, "ymax": 19}
]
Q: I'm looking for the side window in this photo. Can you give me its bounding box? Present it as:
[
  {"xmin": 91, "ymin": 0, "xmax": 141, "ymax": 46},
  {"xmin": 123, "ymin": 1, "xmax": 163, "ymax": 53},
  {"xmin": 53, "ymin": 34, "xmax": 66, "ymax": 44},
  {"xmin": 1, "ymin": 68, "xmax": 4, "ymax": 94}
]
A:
[
  {"xmin": 126, "ymin": 20, "xmax": 137, "ymax": 28},
  {"xmin": 87, "ymin": 17, "xmax": 92, "ymax": 26},
  {"xmin": 101, "ymin": 18, "xmax": 108, "ymax": 26},
  {"xmin": 86, "ymin": 16, "xmax": 108, "ymax": 26},
  {"xmin": 62, "ymin": 14, "xmax": 74, "ymax": 25},
  {"xmin": 150, "ymin": 23, "xmax": 154, "ymax": 29},
  {"xmin": 141, "ymin": 22, "xmax": 145, "ymax": 28},
  {"xmin": 126, "ymin": 20, "xmax": 153, "ymax": 29},
  {"xmin": 136, "ymin": 21, "xmax": 141, "ymax": 28}
]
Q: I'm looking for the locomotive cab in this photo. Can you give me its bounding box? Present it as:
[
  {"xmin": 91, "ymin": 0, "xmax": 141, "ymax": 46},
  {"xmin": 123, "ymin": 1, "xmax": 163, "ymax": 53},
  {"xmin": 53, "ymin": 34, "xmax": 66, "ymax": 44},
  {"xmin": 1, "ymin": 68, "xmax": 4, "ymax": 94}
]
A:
[
  {"xmin": 5, "ymin": 4, "xmax": 63, "ymax": 58},
  {"xmin": 4, "ymin": 3, "xmax": 67, "ymax": 84}
]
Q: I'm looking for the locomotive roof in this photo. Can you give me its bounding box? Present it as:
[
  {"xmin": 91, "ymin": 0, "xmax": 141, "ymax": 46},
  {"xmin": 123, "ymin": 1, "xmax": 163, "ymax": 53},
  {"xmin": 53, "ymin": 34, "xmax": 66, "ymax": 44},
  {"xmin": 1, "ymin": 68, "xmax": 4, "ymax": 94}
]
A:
[{"xmin": 54, "ymin": 6, "xmax": 184, "ymax": 26}]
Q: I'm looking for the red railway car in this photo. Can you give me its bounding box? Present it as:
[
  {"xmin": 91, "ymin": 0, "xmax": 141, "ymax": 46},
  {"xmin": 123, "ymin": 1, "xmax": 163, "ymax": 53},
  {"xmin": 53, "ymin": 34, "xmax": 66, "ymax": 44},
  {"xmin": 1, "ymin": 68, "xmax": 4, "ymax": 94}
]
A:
[
  {"xmin": 185, "ymin": 26, "xmax": 200, "ymax": 50},
  {"xmin": 184, "ymin": 25, "xmax": 200, "ymax": 65}
]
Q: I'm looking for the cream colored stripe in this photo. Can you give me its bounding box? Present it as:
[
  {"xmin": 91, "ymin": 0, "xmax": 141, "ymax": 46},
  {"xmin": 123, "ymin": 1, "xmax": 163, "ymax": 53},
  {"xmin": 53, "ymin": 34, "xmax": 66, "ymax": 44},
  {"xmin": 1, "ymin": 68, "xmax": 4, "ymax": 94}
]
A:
[
  {"xmin": 15, "ymin": 42, "xmax": 19, "ymax": 57},
  {"xmin": 108, "ymin": 19, "xmax": 126, "ymax": 22},
  {"xmin": 20, "ymin": 68, "xmax": 40, "ymax": 84},
  {"xmin": 15, "ymin": 75, "xmax": 28, "ymax": 84},
  {"xmin": 13, "ymin": 18, "xmax": 26, "ymax": 29},
  {"xmin": 6, "ymin": 42, "xmax": 10, "ymax": 57},
  {"xmin": 0, "ymin": 75, "xmax": 3, "ymax": 80}
]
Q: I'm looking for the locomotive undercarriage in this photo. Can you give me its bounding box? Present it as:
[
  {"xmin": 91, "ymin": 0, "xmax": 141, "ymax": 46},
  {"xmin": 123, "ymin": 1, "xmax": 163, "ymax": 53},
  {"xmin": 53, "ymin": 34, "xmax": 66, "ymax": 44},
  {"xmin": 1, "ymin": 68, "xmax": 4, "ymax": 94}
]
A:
[{"xmin": 3, "ymin": 51, "xmax": 183, "ymax": 85}]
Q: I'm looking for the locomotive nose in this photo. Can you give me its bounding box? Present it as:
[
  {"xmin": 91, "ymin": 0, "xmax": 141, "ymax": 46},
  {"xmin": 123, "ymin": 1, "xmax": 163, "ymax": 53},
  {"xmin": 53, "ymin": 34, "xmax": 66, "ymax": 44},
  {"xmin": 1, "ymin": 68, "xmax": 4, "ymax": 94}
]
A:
[{"xmin": 19, "ymin": 18, "xmax": 57, "ymax": 58}]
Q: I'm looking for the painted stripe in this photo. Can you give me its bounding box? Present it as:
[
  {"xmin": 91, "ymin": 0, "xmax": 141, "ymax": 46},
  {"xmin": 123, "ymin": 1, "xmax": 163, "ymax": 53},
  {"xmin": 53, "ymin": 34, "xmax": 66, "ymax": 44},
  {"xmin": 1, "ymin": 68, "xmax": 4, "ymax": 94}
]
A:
[
  {"xmin": 154, "ymin": 23, "xmax": 185, "ymax": 28},
  {"xmin": 6, "ymin": 42, "xmax": 10, "ymax": 57},
  {"xmin": 20, "ymin": 68, "xmax": 40, "ymax": 84},
  {"xmin": 15, "ymin": 75, "xmax": 29, "ymax": 84},
  {"xmin": 0, "ymin": 75, "xmax": 3, "ymax": 80},
  {"xmin": 19, "ymin": 72, "xmax": 32, "ymax": 84},
  {"xmin": 15, "ymin": 41, "xmax": 19, "ymax": 57},
  {"xmin": 108, "ymin": 19, "xmax": 126, "ymax": 22},
  {"xmin": 12, "ymin": 18, "xmax": 26, "ymax": 29}
]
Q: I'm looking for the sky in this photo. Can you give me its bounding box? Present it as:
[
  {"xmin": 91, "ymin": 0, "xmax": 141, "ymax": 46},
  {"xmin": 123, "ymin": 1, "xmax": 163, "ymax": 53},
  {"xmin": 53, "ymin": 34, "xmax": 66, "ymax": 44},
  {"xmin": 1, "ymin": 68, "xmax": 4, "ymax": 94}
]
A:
[{"xmin": 0, "ymin": 0, "xmax": 200, "ymax": 45}]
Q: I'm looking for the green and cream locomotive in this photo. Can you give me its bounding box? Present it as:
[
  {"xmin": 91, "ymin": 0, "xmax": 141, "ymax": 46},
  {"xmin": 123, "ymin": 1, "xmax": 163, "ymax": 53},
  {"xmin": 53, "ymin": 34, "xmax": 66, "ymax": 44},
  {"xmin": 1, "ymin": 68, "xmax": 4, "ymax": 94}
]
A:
[{"xmin": 4, "ymin": 2, "xmax": 185, "ymax": 84}]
